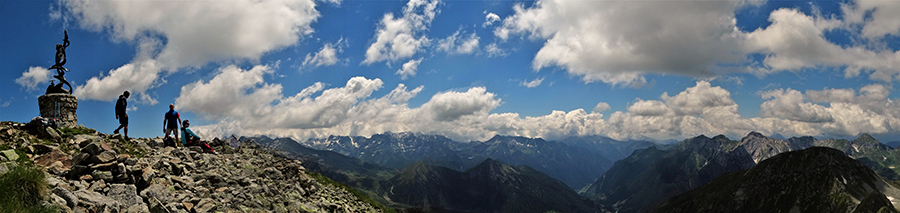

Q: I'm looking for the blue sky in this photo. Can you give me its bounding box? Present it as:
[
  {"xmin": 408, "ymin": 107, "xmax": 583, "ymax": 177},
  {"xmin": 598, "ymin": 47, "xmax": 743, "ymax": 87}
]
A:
[{"xmin": 2, "ymin": 0, "xmax": 899, "ymax": 142}]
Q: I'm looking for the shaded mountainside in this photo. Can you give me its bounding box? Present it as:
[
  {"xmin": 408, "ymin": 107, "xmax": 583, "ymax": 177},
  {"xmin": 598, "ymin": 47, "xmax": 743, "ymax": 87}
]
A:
[
  {"xmin": 584, "ymin": 134, "xmax": 755, "ymax": 212},
  {"xmin": 305, "ymin": 133, "xmax": 617, "ymax": 189},
  {"xmin": 585, "ymin": 132, "xmax": 900, "ymax": 213},
  {"xmin": 559, "ymin": 135, "xmax": 656, "ymax": 162},
  {"xmin": 461, "ymin": 135, "xmax": 613, "ymax": 189},
  {"xmin": 652, "ymin": 147, "xmax": 900, "ymax": 213},
  {"xmin": 387, "ymin": 159, "xmax": 599, "ymax": 213},
  {"xmin": 0, "ymin": 121, "xmax": 388, "ymax": 213}
]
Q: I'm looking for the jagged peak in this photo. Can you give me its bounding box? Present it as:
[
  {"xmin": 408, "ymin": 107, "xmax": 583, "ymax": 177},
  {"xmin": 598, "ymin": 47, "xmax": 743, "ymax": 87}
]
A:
[
  {"xmin": 746, "ymin": 131, "xmax": 766, "ymax": 138},
  {"xmin": 854, "ymin": 133, "xmax": 878, "ymax": 143},
  {"xmin": 712, "ymin": 134, "xmax": 731, "ymax": 141}
]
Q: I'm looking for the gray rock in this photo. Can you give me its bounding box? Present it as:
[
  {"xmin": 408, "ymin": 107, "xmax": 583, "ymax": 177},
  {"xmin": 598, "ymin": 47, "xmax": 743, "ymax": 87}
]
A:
[
  {"xmin": 92, "ymin": 170, "xmax": 113, "ymax": 181},
  {"xmin": 53, "ymin": 186, "xmax": 78, "ymax": 208},
  {"xmin": 81, "ymin": 142, "xmax": 104, "ymax": 156},
  {"xmin": 0, "ymin": 155, "xmax": 6, "ymax": 161},
  {"xmin": 92, "ymin": 150, "xmax": 117, "ymax": 163},
  {"xmin": 264, "ymin": 167, "xmax": 284, "ymax": 180},
  {"xmin": 195, "ymin": 198, "xmax": 216, "ymax": 213},
  {"xmin": 71, "ymin": 152, "xmax": 91, "ymax": 165},
  {"xmin": 74, "ymin": 189, "xmax": 119, "ymax": 210},
  {"xmin": 141, "ymin": 184, "xmax": 175, "ymax": 207},
  {"xmin": 0, "ymin": 149, "xmax": 19, "ymax": 161},
  {"xmin": 108, "ymin": 184, "xmax": 149, "ymax": 212},
  {"xmin": 68, "ymin": 165, "xmax": 89, "ymax": 179},
  {"xmin": 45, "ymin": 127, "xmax": 62, "ymax": 140},
  {"xmin": 0, "ymin": 163, "xmax": 10, "ymax": 176},
  {"xmin": 50, "ymin": 193, "xmax": 68, "ymax": 209},
  {"xmin": 73, "ymin": 135, "xmax": 95, "ymax": 147}
]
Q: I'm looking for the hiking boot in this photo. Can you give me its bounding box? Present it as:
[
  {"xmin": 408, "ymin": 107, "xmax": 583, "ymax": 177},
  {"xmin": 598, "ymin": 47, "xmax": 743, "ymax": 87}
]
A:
[{"xmin": 113, "ymin": 129, "xmax": 119, "ymax": 134}]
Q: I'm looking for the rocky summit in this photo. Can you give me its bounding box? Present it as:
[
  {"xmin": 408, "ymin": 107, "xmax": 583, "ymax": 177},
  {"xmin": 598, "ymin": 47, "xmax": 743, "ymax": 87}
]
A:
[{"xmin": 0, "ymin": 121, "xmax": 386, "ymax": 213}]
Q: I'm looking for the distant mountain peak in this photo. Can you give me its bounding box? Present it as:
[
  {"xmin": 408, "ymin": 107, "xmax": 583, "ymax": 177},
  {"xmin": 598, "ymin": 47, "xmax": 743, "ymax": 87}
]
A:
[
  {"xmin": 745, "ymin": 131, "xmax": 766, "ymax": 139},
  {"xmin": 855, "ymin": 133, "xmax": 877, "ymax": 143}
]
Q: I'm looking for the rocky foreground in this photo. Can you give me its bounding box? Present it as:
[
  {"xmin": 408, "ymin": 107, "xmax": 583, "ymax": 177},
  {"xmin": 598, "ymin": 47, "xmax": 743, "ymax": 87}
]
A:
[{"xmin": 0, "ymin": 121, "xmax": 386, "ymax": 213}]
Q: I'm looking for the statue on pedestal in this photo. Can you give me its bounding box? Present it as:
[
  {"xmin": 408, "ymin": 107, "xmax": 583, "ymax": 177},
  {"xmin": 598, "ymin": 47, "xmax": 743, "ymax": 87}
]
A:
[{"xmin": 46, "ymin": 30, "xmax": 72, "ymax": 94}]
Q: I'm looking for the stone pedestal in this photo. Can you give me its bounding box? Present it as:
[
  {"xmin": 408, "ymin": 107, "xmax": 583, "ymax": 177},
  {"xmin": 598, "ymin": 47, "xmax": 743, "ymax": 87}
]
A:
[{"xmin": 38, "ymin": 94, "xmax": 78, "ymax": 127}]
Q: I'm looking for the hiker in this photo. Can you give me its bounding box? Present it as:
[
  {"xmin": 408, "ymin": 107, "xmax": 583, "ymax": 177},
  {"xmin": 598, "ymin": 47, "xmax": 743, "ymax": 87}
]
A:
[
  {"xmin": 163, "ymin": 104, "xmax": 183, "ymax": 144},
  {"xmin": 113, "ymin": 91, "xmax": 130, "ymax": 138},
  {"xmin": 181, "ymin": 120, "xmax": 215, "ymax": 153}
]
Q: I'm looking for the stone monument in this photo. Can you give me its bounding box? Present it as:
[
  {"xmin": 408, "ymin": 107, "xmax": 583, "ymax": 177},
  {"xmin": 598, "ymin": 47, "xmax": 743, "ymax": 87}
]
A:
[{"xmin": 39, "ymin": 30, "xmax": 78, "ymax": 127}]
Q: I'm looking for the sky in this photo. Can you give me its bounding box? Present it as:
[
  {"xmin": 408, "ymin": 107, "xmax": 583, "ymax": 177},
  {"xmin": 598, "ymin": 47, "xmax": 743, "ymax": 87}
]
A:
[{"xmin": 2, "ymin": 0, "xmax": 900, "ymax": 143}]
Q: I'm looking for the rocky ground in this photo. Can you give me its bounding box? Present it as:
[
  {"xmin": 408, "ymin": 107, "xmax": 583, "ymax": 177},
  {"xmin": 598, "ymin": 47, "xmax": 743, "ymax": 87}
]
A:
[{"xmin": 0, "ymin": 121, "xmax": 386, "ymax": 213}]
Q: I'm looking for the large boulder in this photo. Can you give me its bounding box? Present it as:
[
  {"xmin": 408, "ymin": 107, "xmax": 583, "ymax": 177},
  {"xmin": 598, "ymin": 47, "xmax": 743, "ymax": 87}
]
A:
[
  {"xmin": 74, "ymin": 189, "xmax": 119, "ymax": 211},
  {"xmin": 108, "ymin": 184, "xmax": 149, "ymax": 212},
  {"xmin": 53, "ymin": 186, "xmax": 78, "ymax": 209}
]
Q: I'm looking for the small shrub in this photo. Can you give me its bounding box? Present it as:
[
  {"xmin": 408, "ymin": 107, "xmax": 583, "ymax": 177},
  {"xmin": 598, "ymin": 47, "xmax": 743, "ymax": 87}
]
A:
[{"xmin": 0, "ymin": 160, "xmax": 57, "ymax": 213}]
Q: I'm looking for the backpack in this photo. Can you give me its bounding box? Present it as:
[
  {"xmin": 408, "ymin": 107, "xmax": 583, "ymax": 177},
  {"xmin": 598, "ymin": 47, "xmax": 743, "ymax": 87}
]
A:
[{"xmin": 163, "ymin": 136, "xmax": 177, "ymax": 147}]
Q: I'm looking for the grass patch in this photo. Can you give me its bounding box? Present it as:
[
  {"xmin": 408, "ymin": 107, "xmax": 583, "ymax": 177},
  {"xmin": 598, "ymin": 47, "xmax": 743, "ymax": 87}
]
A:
[
  {"xmin": 56, "ymin": 127, "xmax": 96, "ymax": 137},
  {"xmin": 0, "ymin": 160, "xmax": 58, "ymax": 213},
  {"xmin": 306, "ymin": 171, "xmax": 396, "ymax": 213}
]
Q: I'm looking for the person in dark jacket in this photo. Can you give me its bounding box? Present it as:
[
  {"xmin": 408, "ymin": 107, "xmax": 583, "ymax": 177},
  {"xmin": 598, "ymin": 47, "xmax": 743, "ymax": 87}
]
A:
[
  {"xmin": 163, "ymin": 104, "xmax": 182, "ymax": 144},
  {"xmin": 113, "ymin": 91, "xmax": 130, "ymax": 138}
]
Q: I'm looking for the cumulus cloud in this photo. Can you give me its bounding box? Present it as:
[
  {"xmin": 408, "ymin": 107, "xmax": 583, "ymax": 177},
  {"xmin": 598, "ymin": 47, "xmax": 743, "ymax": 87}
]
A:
[
  {"xmin": 15, "ymin": 67, "xmax": 52, "ymax": 92},
  {"xmin": 841, "ymin": 0, "xmax": 900, "ymax": 38},
  {"xmin": 303, "ymin": 39, "xmax": 347, "ymax": 68},
  {"xmin": 592, "ymin": 102, "xmax": 610, "ymax": 113},
  {"xmin": 759, "ymin": 89, "xmax": 834, "ymax": 123},
  {"xmin": 437, "ymin": 31, "xmax": 479, "ymax": 55},
  {"xmin": 744, "ymin": 8, "xmax": 900, "ymax": 82},
  {"xmin": 483, "ymin": 12, "xmax": 500, "ymax": 27},
  {"xmin": 181, "ymin": 75, "xmax": 899, "ymax": 142},
  {"xmin": 60, "ymin": 0, "xmax": 320, "ymax": 101},
  {"xmin": 363, "ymin": 0, "xmax": 439, "ymax": 64},
  {"xmin": 495, "ymin": 0, "xmax": 747, "ymax": 86},
  {"xmin": 75, "ymin": 58, "xmax": 162, "ymax": 101},
  {"xmin": 494, "ymin": 0, "xmax": 900, "ymax": 85},
  {"xmin": 520, "ymin": 78, "xmax": 544, "ymax": 88},
  {"xmin": 396, "ymin": 58, "xmax": 423, "ymax": 80}
]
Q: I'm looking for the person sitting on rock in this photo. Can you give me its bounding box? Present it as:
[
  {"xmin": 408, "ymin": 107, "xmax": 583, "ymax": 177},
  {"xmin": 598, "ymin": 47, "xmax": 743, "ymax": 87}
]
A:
[{"xmin": 180, "ymin": 120, "xmax": 215, "ymax": 154}]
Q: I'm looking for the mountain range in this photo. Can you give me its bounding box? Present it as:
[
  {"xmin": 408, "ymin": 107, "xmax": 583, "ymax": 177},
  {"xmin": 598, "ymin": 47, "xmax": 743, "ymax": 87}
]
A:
[
  {"xmin": 651, "ymin": 147, "xmax": 900, "ymax": 212},
  {"xmin": 584, "ymin": 132, "xmax": 900, "ymax": 212},
  {"xmin": 301, "ymin": 133, "xmax": 655, "ymax": 189}
]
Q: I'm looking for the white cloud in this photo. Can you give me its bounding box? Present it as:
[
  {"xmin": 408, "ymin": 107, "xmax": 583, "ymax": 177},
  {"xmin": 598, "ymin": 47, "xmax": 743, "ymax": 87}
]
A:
[
  {"xmin": 421, "ymin": 87, "xmax": 501, "ymax": 122},
  {"xmin": 396, "ymin": 58, "xmax": 423, "ymax": 80},
  {"xmin": 520, "ymin": 77, "xmax": 544, "ymax": 88},
  {"xmin": 592, "ymin": 102, "xmax": 610, "ymax": 113},
  {"xmin": 842, "ymin": 0, "xmax": 900, "ymax": 38},
  {"xmin": 181, "ymin": 75, "xmax": 899, "ymax": 142},
  {"xmin": 759, "ymin": 88, "xmax": 834, "ymax": 123},
  {"xmin": 15, "ymin": 67, "xmax": 52, "ymax": 92},
  {"xmin": 661, "ymin": 81, "xmax": 737, "ymax": 116},
  {"xmin": 494, "ymin": 0, "xmax": 900, "ymax": 85},
  {"xmin": 362, "ymin": 0, "xmax": 440, "ymax": 64},
  {"xmin": 61, "ymin": 0, "xmax": 320, "ymax": 101},
  {"xmin": 303, "ymin": 39, "xmax": 346, "ymax": 68},
  {"xmin": 495, "ymin": 0, "xmax": 747, "ymax": 86},
  {"xmin": 485, "ymin": 43, "xmax": 507, "ymax": 58},
  {"xmin": 483, "ymin": 12, "xmax": 500, "ymax": 27},
  {"xmin": 75, "ymin": 58, "xmax": 161, "ymax": 101}
]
